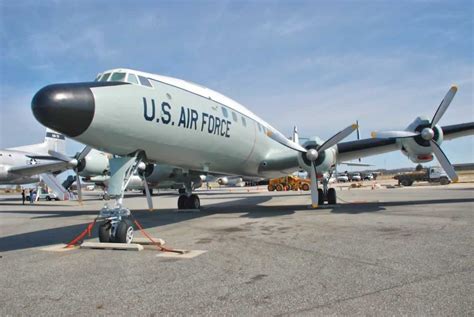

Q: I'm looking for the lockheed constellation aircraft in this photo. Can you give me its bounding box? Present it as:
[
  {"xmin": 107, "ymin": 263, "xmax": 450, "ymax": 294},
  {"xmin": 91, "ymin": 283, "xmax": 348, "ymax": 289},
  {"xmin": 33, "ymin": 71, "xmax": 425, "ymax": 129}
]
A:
[{"xmin": 31, "ymin": 68, "xmax": 473, "ymax": 243}]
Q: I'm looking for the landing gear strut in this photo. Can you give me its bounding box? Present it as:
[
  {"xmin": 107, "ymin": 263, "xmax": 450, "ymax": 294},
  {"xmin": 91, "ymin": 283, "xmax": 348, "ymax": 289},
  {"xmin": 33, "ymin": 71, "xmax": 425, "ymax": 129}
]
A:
[{"xmin": 97, "ymin": 154, "xmax": 144, "ymax": 244}]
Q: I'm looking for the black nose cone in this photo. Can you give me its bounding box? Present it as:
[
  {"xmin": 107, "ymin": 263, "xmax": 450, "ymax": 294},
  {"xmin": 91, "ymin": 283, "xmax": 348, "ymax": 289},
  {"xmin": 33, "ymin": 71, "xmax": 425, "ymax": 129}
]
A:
[{"xmin": 32, "ymin": 83, "xmax": 95, "ymax": 137}]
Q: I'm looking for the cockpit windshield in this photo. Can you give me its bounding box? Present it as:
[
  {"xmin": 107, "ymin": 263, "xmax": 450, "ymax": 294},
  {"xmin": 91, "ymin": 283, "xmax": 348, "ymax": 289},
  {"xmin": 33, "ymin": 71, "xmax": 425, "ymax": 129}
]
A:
[{"xmin": 96, "ymin": 70, "xmax": 153, "ymax": 88}]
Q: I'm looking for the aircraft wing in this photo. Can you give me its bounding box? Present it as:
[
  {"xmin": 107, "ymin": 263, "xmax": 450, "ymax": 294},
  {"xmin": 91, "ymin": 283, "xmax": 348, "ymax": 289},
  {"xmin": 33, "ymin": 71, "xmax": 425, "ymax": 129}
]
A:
[
  {"xmin": 442, "ymin": 122, "xmax": 474, "ymax": 141},
  {"xmin": 336, "ymin": 122, "xmax": 474, "ymax": 162},
  {"xmin": 8, "ymin": 161, "xmax": 70, "ymax": 177},
  {"xmin": 336, "ymin": 138, "xmax": 399, "ymax": 163}
]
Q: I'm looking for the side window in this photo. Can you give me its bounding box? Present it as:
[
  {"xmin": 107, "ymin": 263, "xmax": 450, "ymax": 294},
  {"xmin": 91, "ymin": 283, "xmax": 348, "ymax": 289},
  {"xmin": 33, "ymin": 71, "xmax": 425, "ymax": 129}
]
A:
[
  {"xmin": 262, "ymin": 126, "xmax": 266, "ymax": 134},
  {"xmin": 110, "ymin": 72, "xmax": 127, "ymax": 82},
  {"xmin": 241, "ymin": 116, "xmax": 247, "ymax": 127},
  {"xmin": 127, "ymin": 73, "xmax": 139, "ymax": 84},
  {"xmin": 100, "ymin": 73, "xmax": 111, "ymax": 82},
  {"xmin": 232, "ymin": 112, "xmax": 238, "ymax": 122},
  {"xmin": 95, "ymin": 74, "xmax": 102, "ymax": 81},
  {"xmin": 138, "ymin": 75, "xmax": 152, "ymax": 87},
  {"xmin": 221, "ymin": 107, "xmax": 228, "ymax": 118},
  {"xmin": 257, "ymin": 123, "xmax": 262, "ymax": 132}
]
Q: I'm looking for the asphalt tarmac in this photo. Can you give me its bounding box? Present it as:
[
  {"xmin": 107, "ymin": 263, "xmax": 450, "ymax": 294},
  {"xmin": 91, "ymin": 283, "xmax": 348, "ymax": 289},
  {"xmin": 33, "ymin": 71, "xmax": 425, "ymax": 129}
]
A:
[{"xmin": 1, "ymin": 184, "xmax": 473, "ymax": 315}]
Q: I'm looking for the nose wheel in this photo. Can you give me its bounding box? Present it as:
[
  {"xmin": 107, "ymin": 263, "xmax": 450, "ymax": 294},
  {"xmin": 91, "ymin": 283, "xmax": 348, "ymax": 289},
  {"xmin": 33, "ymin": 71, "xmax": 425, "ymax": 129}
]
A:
[{"xmin": 98, "ymin": 218, "xmax": 134, "ymax": 243}]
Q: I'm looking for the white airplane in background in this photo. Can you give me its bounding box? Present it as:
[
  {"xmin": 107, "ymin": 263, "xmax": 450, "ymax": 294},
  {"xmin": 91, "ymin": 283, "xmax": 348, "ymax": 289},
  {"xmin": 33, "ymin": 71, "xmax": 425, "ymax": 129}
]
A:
[
  {"xmin": 0, "ymin": 127, "xmax": 111, "ymax": 201},
  {"xmin": 0, "ymin": 129, "xmax": 67, "ymax": 185},
  {"xmin": 31, "ymin": 68, "xmax": 474, "ymax": 243}
]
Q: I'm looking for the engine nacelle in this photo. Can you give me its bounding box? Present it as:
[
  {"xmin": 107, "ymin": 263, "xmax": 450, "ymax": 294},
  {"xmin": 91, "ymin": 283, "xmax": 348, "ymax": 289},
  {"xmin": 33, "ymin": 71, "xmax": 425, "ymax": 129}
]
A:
[
  {"xmin": 399, "ymin": 116, "xmax": 444, "ymax": 163},
  {"xmin": 77, "ymin": 150, "xmax": 110, "ymax": 177},
  {"xmin": 217, "ymin": 176, "xmax": 243, "ymax": 186},
  {"xmin": 141, "ymin": 164, "xmax": 202, "ymax": 188},
  {"xmin": 296, "ymin": 137, "xmax": 337, "ymax": 175}
]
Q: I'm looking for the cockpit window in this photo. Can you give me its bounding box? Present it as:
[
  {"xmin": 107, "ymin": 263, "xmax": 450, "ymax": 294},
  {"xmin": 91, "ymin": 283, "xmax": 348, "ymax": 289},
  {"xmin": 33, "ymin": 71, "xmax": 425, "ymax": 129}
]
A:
[
  {"xmin": 95, "ymin": 74, "xmax": 102, "ymax": 81},
  {"xmin": 127, "ymin": 73, "xmax": 139, "ymax": 85},
  {"xmin": 110, "ymin": 72, "xmax": 127, "ymax": 82},
  {"xmin": 138, "ymin": 75, "xmax": 152, "ymax": 87},
  {"xmin": 100, "ymin": 73, "xmax": 111, "ymax": 82}
]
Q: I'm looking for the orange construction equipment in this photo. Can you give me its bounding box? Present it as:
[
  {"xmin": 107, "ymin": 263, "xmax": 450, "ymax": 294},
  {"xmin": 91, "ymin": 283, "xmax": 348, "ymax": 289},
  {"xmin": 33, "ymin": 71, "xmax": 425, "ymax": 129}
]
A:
[{"xmin": 267, "ymin": 175, "xmax": 310, "ymax": 191}]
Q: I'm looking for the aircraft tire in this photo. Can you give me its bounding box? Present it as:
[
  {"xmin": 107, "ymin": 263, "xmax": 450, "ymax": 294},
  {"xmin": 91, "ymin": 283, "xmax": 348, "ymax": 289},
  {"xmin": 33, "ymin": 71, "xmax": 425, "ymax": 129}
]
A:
[
  {"xmin": 113, "ymin": 219, "xmax": 134, "ymax": 244},
  {"xmin": 186, "ymin": 194, "xmax": 200, "ymax": 209},
  {"xmin": 178, "ymin": 195, "xmax": 187, "ymax": 209},
  {"xmin": 327, "ymin": 188, "xmax": 337, "ymax": 205},
  {"xmin": 98, "ymin": 221, "xmax": 112, "ymax": 243},
  {"xmin": 46, "ymin": 196, "xmax": 51, "ymax": 201},
  {"xmin": 317, "ymin": 188, "xmax": 325, "ymax": 205}
]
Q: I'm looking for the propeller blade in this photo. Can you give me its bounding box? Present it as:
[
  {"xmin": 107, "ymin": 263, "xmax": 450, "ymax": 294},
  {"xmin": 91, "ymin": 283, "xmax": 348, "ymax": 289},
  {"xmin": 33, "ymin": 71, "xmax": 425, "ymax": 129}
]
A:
[
  {"xmin": 142, "ymin": 177, "xmax": 154, "ymax": 211},
  {"xmin": 318, "ymin": 123, "xmax": 358, "ymax": 152},
  {"xmin": 431, "ymin": 86, "xmax": 457, "ymax": 128},
  {"xmin": 48, "ymin": 150, "xmax": 77, "ymax": 164},
  {"xmin": 370, "ymin": 130, "xmax": 419, "ymax": 139},
  {"xmin": 430, "ymin": 140, "xmax": 459, "ymax": 182},
  {"xmin": 310, "ymin": 161, "xmax": 319, "ymax": 208},
  {"xmin": 266, "ymin": 129, "xmax": 308, "ymax": 153},
  {"xmin": 76, "ymin": 146, "xmax": 92, "ymax": 161},
  {"xmin": 76, "ymin": 170, "xmax": 83, "ymax": 205}
]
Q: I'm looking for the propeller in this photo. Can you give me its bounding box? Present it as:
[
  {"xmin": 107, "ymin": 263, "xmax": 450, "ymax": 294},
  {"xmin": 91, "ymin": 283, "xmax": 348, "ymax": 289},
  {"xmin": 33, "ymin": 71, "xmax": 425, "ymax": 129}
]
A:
[
  {"xmin": 268, "ymin": 123, "xmax": 358, "ymax": 207},
  {"xmin": 371, "ymin": 86, "xmax": 459, "ymax": 182},
  {"xmin": 48, "ymin": 146, "xmax": 92, "ymax": 204}
]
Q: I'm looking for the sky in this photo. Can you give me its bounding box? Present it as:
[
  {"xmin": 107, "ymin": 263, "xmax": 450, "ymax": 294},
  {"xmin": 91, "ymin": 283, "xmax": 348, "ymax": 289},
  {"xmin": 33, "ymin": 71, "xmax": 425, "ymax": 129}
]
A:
[{"xmin": 0, "ymin": 0, "xmax": 473, "ymax": 170}]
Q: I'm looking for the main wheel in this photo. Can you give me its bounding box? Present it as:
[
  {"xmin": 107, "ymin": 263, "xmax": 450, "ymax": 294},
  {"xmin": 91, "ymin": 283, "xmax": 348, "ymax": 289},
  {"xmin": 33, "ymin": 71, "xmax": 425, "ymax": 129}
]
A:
[
  {"xmin": 327, "ymin": 188, "xmax": 337, "ymax": 205},
  {"xmin": 178, "ymin": 195, "xmax": 187, "ymax": 209},
  {"xmin": 98, "ymin": 221, "xmax": 112, "ymax": 242},
  {"xmin": 113, "ymin": 219, "xmax": 134, "ymax": 244},
  {"xmin": 46, "ymin": 196, "xmax": 51, "ymax": 201},
  {"xmin": 186, "ymin": 194, "xmax": 200, "ymax": 209},
  {"xmin": 317, "ymin": 188, "xmax": 325, "ymax": 205}
]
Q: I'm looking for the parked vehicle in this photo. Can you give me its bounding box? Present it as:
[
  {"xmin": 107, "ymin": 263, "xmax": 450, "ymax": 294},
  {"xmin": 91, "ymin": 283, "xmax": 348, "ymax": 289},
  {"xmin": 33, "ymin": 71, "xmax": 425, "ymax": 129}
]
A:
[
  {"xmin": 349, "ymin": 172, "xmax": 362, "ymax": 182},
  {"xmin": 394, "ymin": 167, "xmax": 451, "ymax": 186},
  {"xmin": 268, "ymin": 175, "xmax": 311, "ymax": 191},
  {"xmin": 363, "ymin": 173, "xmax": 374, "ymax": 181},
  {"xmin": 37, "ymin": 191, "xmax": 60, "ymax": 201},
  {"xmin": 336, "ymin": 174, "xmax": 349, "ymax": 182}
]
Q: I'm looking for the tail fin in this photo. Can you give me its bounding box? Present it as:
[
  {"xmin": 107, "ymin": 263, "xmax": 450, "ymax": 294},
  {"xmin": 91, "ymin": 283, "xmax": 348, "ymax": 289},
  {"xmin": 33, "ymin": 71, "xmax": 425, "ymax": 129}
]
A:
[
  {"xmin": 7, "ymin": 128, "xmax": 66, "ymax": 155},
  {"xmin": 44, "ymin": 128, "xmax": 66, "ymax": 153}
]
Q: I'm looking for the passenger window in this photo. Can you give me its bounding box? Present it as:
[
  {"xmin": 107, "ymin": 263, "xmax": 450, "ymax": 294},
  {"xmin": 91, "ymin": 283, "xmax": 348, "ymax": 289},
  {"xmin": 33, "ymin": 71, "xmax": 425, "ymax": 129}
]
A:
[
  {"xmin": 110, "ymin": 72, "xmax": 127, "ymax": 82},
  {"xmin": 127, "ymin": 73, "xmax": 139, "ymax": 84},
  {"xmin": 232, "ymin": 112, "xmax": 238, "ymax": 122},
  {"xmin": 221, "ymin": 107, "xmax": 228, "ymax": 118},
  {"xmin": 100, "ymin": 73, "xmax": 111, "ymax": 82},
  {"xmin": 138, "ymin": 76, "xmax": 153, "ymax": 87},
  {"xmin": 241, "ymin": 117, "xmax": 247, "ymax": 127}
]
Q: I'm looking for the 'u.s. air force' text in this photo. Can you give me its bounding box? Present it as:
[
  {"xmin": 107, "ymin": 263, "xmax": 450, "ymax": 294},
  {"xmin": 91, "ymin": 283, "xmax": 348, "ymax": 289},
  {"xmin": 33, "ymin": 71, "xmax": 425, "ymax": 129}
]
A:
[{"xmin": 143, "ymin": 97, "xmax": 231, "ymax": 138}]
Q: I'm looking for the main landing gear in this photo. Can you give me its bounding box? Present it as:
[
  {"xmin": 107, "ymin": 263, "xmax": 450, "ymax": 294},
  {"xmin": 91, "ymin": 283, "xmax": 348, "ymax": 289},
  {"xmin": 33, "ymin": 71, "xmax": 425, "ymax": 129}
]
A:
[
  {"xmin": 318, "ymin": 177, "xmax": 337, "ymax": 205},
  {"xmin": 177, "ymin": 182, "xmax": 200, "ymax": 210}
]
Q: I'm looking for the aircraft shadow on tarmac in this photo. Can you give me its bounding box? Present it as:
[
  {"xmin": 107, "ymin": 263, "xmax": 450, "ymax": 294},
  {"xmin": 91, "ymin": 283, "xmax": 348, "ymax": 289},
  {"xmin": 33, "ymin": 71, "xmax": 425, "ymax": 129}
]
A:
[{"xmin": 1, "ymin": 196, "xmax": 473, "ymax": 252}]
